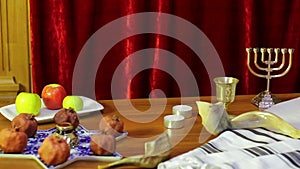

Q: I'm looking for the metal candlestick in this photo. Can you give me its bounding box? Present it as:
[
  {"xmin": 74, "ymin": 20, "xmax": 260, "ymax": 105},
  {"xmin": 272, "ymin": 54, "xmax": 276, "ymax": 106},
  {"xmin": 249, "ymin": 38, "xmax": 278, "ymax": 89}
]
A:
[{"xmin": 246, "ymin": 47, "xmax": 294, "ymax": 110}]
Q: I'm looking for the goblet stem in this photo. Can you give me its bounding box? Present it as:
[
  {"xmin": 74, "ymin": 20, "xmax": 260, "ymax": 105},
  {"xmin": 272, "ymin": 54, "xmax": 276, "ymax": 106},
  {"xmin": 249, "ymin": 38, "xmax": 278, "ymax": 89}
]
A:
[{"xmin": 224, "ymin": 103, "xmax": 228, "ymax": 110}]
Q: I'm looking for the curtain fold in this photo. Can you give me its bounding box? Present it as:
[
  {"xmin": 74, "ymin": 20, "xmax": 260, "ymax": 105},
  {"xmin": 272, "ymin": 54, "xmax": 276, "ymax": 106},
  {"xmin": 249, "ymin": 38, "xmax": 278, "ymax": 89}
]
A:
[{"xmin": 30, "ymin": 0, "xmax": 300, "ymax": 100}]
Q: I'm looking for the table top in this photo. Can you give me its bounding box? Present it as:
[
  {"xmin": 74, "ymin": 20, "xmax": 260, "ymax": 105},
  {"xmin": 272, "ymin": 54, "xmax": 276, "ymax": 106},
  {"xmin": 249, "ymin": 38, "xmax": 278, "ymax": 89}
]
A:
[{"xmin": 0, "ymin": 93, "xmax": 300, "ymax": 169}]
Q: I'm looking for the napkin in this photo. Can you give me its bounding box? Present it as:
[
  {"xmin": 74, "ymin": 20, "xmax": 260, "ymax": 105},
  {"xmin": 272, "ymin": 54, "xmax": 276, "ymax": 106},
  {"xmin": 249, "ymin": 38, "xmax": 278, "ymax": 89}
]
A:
[
  {"xmin": 266, "ymin": 97, "xmax": 300, "ymax": 129},
  {"xmin": 158, "ymin": 97, "xmax": 300, "ymax": 169}
]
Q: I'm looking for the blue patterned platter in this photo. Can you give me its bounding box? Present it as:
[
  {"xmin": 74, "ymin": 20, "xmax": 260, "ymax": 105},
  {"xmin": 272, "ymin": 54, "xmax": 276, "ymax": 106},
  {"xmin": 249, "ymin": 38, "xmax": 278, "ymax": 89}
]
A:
[{"xmin": 0, "ymin": 125, "xmax": 127, "ymax": 169}]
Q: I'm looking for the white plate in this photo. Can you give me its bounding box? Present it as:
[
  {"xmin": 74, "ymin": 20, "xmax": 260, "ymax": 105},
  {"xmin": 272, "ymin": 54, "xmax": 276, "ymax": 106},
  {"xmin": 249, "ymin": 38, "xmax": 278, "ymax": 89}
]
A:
[{"xmin": 0, "ymin": 96, "xmax": 104, "ymax": 123}]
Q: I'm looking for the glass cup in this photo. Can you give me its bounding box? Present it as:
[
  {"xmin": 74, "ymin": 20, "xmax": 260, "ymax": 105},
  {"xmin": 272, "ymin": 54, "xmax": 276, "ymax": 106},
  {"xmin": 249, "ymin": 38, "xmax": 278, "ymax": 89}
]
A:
[{"xmin": 213, "ymin": 77, "xmax": 239, "ymax": 110}]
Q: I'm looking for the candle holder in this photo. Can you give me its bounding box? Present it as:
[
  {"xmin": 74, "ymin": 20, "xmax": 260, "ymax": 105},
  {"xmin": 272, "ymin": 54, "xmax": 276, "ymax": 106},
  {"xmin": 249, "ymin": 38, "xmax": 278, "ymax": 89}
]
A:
[
  {"xmin": 246, "ymin": 47, "xmax": 294, "ymax": 110},
  {"xmin": 53, "ymin": 122, "xmax": 80, "ymax": 148}
]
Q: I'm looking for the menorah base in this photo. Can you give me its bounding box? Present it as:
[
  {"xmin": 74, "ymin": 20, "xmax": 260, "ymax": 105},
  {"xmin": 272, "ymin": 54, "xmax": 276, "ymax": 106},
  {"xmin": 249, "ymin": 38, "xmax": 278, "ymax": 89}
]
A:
[{"xmin": 251, "ymin": 90, "xmax": 281, "ymax": 110}]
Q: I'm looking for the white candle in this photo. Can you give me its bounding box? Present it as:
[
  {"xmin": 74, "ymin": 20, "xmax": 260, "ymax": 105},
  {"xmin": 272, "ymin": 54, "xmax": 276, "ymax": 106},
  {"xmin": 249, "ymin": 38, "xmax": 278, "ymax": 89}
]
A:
[{"xmin": 172, "ymin": 105, "xmax": 193, "ymax": 119}]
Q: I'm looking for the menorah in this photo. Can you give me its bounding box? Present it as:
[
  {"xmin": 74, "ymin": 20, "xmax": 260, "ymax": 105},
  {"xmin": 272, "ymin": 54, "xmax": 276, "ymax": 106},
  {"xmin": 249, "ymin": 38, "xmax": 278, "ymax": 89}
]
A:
[{"xmin": 246, "ymin": 47, "xmax": 294, "ymax": 110}]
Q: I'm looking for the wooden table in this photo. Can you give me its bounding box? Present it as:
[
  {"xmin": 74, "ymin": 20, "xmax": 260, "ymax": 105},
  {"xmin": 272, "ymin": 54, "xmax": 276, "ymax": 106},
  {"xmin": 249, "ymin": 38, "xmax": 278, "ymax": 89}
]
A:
[{"xmin": 0, "ymin": 93, "xmax": 300, "ymax": 169}]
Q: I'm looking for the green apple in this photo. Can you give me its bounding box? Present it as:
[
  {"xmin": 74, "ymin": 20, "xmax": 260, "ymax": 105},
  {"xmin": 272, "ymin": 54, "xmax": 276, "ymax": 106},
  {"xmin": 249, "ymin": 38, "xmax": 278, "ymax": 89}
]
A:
[
  {"xmin": 62, "ymin": 96, "xmax": 83, "ymax": 111},
  {"xmin": 15, "ymin": 92, "xmax": 42, "ymax": 116}
]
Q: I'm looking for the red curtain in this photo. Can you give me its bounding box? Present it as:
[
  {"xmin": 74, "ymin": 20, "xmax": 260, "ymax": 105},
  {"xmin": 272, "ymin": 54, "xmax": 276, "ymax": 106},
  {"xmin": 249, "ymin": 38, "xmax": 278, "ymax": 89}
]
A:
[{"xmin": 30, "ymin": 0, "xmax": 300, "ymax": 100}]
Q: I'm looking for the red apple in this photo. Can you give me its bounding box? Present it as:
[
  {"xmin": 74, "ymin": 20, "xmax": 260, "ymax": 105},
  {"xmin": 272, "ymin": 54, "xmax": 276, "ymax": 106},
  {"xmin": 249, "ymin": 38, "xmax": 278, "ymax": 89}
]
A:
[{"xmin": 42, "ymin": 84, "xmax": 67, "ymax": 110}]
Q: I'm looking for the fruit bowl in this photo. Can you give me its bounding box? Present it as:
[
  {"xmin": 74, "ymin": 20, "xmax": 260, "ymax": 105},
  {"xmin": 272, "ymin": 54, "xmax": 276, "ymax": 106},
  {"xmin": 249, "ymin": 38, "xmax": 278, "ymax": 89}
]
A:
[{"xmin": 0, "ymin": 96, "xmax": 104, "ymax": 123}]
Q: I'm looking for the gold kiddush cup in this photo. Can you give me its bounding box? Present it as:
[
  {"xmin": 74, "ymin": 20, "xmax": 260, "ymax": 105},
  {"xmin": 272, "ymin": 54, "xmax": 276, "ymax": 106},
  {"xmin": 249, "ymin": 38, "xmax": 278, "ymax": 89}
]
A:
[{"xmin": 214, "ymin": 77, "xmax": 239, "ymax": 110}]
